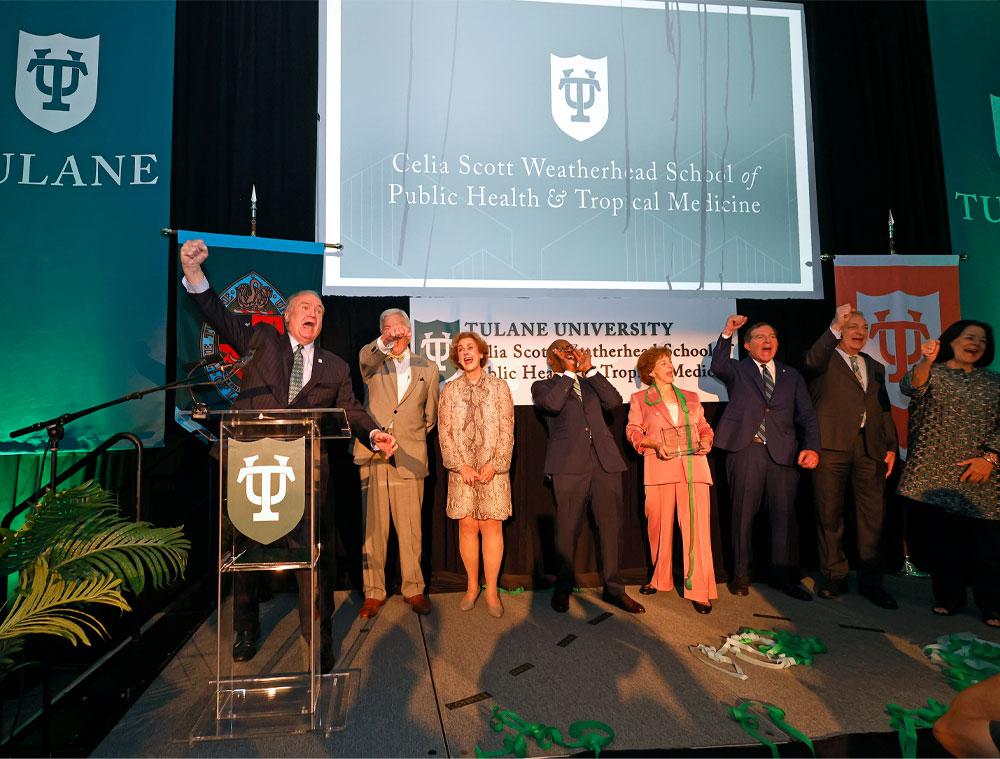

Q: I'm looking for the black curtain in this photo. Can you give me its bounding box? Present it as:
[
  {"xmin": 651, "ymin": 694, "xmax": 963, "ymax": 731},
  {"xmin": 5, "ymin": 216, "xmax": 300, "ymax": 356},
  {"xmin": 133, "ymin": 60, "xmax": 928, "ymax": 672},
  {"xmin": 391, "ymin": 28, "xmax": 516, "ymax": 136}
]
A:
[
  {"xmin": 171, "ymin": 0, "xmax": 319, "ymax": 240},
  {"xmin": 170, "ymin": 0, "xmax": 951, "ymax": 590}
]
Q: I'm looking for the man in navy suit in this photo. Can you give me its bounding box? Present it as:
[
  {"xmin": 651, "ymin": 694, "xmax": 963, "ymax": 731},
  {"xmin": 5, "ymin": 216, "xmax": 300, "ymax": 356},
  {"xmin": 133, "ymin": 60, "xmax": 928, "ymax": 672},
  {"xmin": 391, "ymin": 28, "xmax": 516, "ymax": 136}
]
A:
[
  {"xmin": 180, "ymin": 238, "xmax": 397, "ymax": 670},
  {"xmin": 532, "ymin": 340, "xmax": 645, "ymax": 615},
  {"xmin": 804, "ymin": 305, "xmax": 898, "ymax": 608},
  {"xmin": 710, "ymin": 315, "xmax": 820, "ymax": 600}
]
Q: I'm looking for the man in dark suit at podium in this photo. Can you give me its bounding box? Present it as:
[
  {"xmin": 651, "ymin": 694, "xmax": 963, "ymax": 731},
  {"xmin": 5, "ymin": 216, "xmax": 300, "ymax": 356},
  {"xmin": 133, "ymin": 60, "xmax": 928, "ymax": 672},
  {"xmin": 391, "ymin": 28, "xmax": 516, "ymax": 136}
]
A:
[
  {"xmin": 804, "ymin": 305, "xmax": 898, "ymax": 608},
  {"xmin": 532, "ymin": 339, "xmax": 645, "ymax": 615},
  {"xmin": 710, "ymin": 315, "xmax": 820, "ymax": 601},
  {"xmin": 179, "ymin": 238, "xmax": 397, "ymax": 671}
]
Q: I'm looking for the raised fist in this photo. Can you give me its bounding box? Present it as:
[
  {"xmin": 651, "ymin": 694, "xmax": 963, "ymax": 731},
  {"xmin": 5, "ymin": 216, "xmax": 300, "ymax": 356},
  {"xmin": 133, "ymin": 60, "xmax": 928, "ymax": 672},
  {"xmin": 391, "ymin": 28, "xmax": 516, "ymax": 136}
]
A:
[
  {"xmin": 723, "ymin": 314, "xmax": 748, "ymax": 337},
  {"xmin": 920, "ymin": 339, "xmax": 940, "ymax": 363},
  {"xmin": 832, "ymin": 303, "xmax": 852, "ymax": 329},
  {"xmin": 381, "ymin": 323, "xmax": 411, "ymax": 350},
  {"xmin": 180, "ymin": 239, "xmax": 208, "ymax": 268}
]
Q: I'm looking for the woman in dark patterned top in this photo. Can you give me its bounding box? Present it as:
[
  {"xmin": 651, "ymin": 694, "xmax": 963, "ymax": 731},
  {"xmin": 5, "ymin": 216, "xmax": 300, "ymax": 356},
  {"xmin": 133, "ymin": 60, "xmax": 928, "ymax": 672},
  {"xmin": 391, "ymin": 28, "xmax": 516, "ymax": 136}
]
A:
[{"xmin": 898, "ymin": 320, "xmax": 1000, "ymax": 627}]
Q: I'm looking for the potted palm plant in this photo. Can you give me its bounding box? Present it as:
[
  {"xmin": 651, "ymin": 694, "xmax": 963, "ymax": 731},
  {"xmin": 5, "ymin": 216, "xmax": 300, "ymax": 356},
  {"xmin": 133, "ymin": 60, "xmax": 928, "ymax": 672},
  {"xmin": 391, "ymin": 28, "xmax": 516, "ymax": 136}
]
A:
[{"xmin": 0, "ymin": 480, "xmax": 190, "ymax": 678}]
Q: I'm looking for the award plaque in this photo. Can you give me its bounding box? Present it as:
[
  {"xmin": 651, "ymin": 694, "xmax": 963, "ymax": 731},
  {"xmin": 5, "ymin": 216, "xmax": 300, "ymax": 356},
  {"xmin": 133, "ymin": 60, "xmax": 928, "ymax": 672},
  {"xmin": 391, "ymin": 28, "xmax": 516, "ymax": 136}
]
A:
[{"xmin": 659, "ymin": 425, "xmax": 702, "ymax": 458}]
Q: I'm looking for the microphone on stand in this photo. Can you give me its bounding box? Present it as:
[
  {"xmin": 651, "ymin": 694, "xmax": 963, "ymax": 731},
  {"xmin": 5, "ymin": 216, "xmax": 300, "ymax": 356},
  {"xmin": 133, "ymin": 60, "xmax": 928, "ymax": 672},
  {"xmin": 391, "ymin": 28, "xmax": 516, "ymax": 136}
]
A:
[
  {"xmin": 183, "ymin": 351, "xmax": 226, "ymax": 372},
  {"xmin": 227, "ymin": 348, "xmax": 257, "ymax": 372}
]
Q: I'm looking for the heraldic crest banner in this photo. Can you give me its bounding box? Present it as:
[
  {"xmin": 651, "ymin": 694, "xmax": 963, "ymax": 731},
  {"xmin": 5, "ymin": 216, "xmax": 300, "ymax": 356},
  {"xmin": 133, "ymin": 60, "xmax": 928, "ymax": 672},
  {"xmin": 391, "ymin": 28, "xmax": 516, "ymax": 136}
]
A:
[{"xmin": 834, "ymin": 255, "xmax": 961, "ymax": 455}]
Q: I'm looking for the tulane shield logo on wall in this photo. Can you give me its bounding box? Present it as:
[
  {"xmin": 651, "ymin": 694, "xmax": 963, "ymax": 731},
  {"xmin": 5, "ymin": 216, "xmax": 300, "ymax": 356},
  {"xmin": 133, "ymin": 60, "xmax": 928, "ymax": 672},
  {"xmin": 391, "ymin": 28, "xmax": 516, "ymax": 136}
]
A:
[
  {"xmin": 413, "ymin": 319, "xmax": 461, "ymax": 381},
  {"xmin": 227, "ymin": 437, "xmax": 306, "ymax": 544},
  {"xmin": 15, "ymin": 31, "xmax": 100, "ymax": 133},
  {"xmin": 550, "ymin": 53, "xmax": 608, "ymax": 142}
]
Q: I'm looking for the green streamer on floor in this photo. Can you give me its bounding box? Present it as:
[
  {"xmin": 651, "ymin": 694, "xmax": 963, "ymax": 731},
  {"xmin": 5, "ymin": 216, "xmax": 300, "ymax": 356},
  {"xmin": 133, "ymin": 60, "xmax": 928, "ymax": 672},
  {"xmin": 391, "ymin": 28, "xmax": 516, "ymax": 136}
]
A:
[
  {"xmin": 480, "ymin": 585, "xmax": 526, "ymax": 595},
  {"xmin": 737, "ymin": 628, "xmax": 828, "ymax": 666},
  {"xmin": 923, "ymin": 633, "xmax": 1000, "ymax": 691},
  {"xmin": 885, "ymin": 699, "xmax": 946, "ymax": 759},
  {"xmin": 474, "ymin": 705, "xmax": 614, "ymax": 758},
  {"xmin": 727, "ymin": 700, "xmax": 815, "ymax": 758}
]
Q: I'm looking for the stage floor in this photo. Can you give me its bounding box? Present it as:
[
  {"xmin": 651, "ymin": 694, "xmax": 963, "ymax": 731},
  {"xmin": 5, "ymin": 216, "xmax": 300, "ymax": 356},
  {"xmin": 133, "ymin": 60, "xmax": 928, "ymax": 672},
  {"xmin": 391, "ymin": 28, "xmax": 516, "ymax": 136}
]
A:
[{"xmin": 95, "ymin": 574, "xmax": 998, "ymax": 757}]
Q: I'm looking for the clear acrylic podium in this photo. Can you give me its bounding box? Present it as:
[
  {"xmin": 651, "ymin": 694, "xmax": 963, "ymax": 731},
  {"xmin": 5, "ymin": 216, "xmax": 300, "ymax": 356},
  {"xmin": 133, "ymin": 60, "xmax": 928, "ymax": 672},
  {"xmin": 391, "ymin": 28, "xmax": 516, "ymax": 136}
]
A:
[{"xmin": 189, "ymin": 408, "xmax": 355, "ymax": 742}]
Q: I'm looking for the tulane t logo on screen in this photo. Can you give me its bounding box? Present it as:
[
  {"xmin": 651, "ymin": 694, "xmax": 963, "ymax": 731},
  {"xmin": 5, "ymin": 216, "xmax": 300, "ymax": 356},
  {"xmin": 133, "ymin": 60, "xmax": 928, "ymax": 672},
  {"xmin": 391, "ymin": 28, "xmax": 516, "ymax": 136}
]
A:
[
  {"xmin": 15, "ymin": 31, "xmax": 100, "ymax": 133},
  {"xmin": 550, "ymin": 54, "xmax": 608, "ymax": 142}
]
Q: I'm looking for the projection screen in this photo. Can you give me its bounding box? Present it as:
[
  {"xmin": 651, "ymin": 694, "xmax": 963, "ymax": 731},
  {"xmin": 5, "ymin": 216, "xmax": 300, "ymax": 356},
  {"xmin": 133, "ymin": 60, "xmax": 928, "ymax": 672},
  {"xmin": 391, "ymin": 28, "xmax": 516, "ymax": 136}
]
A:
[{"xmin": 318, "ymin": 0, "xmax": 819, "ymax": 299}]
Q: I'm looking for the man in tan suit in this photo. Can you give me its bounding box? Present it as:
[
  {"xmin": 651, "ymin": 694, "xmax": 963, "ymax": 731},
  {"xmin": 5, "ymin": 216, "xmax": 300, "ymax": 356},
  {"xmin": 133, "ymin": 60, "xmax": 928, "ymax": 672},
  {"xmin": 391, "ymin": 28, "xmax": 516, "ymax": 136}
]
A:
[{"xmin": 354, "ymin": 308, "xmax": 440, "ymax": 617}]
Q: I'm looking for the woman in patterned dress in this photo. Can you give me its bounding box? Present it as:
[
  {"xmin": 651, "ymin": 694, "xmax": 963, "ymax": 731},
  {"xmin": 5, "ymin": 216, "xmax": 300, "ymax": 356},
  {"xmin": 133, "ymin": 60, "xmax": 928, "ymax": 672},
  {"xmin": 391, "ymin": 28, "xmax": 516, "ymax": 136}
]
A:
[
  {"xmin": 898, "ymin": 320, "xmax": 1000, "ymax": 627},
  {"xmin": 438, "ymin": 332, "xmax": 515, "ymax": 618}
]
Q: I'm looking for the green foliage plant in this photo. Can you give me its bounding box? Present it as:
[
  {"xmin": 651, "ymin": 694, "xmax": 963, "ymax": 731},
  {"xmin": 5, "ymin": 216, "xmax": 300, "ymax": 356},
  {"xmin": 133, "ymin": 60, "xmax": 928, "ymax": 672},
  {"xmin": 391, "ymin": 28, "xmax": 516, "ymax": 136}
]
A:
[{"xmin": 0, "ymin": 480, "xmax": 190, "ymax": 676}]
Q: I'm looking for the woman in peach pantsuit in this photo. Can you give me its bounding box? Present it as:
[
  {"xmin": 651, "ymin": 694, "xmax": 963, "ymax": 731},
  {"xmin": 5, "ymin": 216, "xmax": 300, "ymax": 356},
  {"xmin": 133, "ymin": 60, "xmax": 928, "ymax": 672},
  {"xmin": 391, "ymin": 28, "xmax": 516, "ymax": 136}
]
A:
[{"xmin": 626, "ymin": 346, "xmax": 717, "ymax": 614}]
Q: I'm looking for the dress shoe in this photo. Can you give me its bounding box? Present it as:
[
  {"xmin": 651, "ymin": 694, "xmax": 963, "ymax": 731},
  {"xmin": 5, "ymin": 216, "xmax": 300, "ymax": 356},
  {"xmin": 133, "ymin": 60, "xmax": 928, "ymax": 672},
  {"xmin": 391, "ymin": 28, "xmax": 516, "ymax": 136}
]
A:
[
  {"xmin": 551, "ymin": 591, "xmax": 570, "ymax": 613},
  {"xmin": 639, "ymin": 583, "xmax": 658, "ymax": 595},
  {"xmin": 817, "ymin": 579, "xmax": 850, "ymax": 599},
  {"xmin": 692, "ymin": 600, "xmax": 713, "ymax": 615},
  {"xmin": 860, "ymin": 586, "xmax": 898, "ymax": 610},
  {"xmin": 404, "ymin": 593, "xmax": 432, "ymax": 615},
  {"xmin": 728, "ymin": 576, "xmax": 750, "ymax": 596},
  {"xmin": 602, "ymin": 591, "xmax": 646, "ymax": 614},
  {"xmin": 232, "ymin": 627, "xmax": 259, "ymax": 663},
  {"xmin": 359, "ymin": 597, "xmax": 385, "ymax": 619},
  {"xmin": 776, "ymin": 582, "xmax": 813, "ymax": 602}
]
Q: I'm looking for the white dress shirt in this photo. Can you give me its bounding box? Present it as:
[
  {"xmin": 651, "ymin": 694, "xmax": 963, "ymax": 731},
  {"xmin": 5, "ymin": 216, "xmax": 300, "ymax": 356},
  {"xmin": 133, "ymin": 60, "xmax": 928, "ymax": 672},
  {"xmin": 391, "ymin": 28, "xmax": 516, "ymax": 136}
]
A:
[{"xmin": 377, "ymin": 336, "xmax": 412, "ymax": 403}]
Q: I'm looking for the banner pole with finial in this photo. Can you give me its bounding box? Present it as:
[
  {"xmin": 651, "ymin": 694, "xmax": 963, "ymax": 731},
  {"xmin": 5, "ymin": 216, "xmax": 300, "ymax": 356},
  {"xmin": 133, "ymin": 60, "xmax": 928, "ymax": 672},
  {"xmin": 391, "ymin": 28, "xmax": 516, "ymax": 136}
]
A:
[
  {"xmin": 887, "ymin": 209, "xmax": 895, "ymax": 255},
  {"xmin": 251, "ymin": 184, "xmax": 257, "ymax": 237}
]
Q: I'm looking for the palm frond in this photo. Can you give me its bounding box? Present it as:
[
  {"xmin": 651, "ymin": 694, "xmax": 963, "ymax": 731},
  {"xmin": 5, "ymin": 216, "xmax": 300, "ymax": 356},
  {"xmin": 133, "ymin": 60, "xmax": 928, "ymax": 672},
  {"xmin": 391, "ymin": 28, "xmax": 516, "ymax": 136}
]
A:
[
  {"xmin": 0, "ymin": 556, "xmax": 129, "ymax": 647},
  {"xmin": 0, "ymin": 638, "xmax": 26, "ymax": 674},
  {"xmin": 52, "ymin": 523, "xmax": 190, "ymax": 594},
  {"xmin": 0, "ymin": 481, "xmax": 118, "ymax": 576}
]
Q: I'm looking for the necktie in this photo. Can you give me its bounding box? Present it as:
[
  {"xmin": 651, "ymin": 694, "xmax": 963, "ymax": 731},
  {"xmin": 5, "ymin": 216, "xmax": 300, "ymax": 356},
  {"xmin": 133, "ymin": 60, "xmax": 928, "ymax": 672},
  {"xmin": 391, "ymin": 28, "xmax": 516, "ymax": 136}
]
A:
[
  {"xmin": 849, "ymin": 355, "xmax": 864, "ymax": 385},
  {"xmin": 850, "ymin": 355, "xmax": 867, "ymax": 427},
  {"xmin": 572, "ymin": 375, "xmax": 583, "ymax": 401},
  {"xmin": 757, "ymin": 364, "xmax": 773, "ymax": 443},
  {"xmin": 288, "ymin": 344, "xmax": 304, "ymax": 404}
]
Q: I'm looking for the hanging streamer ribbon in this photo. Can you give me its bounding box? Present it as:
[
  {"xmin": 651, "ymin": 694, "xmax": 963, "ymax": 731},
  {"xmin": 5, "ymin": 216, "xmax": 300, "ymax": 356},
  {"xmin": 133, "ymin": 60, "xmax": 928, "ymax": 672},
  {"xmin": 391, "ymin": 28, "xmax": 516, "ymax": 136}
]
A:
[
  {"xmin": 727, "ymin": 700, "xmax": 815, "ymax": 758},
  {"xmin": 475, "ymin": 705, "xmax": 614, "ymax": 758},
  {"xmin": 885, "ymin": 699, "xmax": 946, "ymax": 759}
]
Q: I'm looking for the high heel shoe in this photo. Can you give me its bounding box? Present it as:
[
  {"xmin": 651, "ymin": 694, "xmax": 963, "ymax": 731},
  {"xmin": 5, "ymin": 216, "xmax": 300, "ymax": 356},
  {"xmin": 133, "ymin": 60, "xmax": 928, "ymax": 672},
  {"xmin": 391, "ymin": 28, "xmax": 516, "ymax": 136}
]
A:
[
  {"xmin": 459, "ymin": 591, "xmax": 480, "ymax": 611},
  {"xmin": 639, "ymin": 583, "xmax": 658, "ymax": 595},
  {"xmin": 692, "ymin": 600, "xmax": 712, "ymax": 614},
  {"xmin": 486, "ymin": 597, "xmax": 504, "ymax": 618}
]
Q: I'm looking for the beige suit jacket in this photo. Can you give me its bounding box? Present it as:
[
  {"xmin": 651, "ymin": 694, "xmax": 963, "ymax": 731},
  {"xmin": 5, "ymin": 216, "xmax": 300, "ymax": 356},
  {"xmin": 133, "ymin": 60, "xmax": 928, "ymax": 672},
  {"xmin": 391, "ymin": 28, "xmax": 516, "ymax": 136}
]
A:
[{"xmin": 353, "ymin": 339, "xmax": 440, "ymax": 478}]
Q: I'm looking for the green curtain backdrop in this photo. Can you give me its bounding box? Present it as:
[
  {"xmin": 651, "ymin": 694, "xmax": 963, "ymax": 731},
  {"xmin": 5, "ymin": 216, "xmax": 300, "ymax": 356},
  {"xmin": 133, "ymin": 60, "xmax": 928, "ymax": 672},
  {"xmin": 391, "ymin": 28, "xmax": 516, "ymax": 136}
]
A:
[
  {"xmin": 926, "ymin": 0, "xmax": 1000, "ymax": 362},
  {"xmin": 0, "ymin": 1, "xmax": 175, "ymax": 455}
]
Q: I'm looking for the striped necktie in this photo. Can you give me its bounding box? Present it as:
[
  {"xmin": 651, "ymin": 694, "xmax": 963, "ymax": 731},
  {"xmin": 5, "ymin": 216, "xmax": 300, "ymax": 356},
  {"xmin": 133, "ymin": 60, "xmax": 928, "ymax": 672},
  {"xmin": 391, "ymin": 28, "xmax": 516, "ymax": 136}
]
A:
[
  {"xmin": 850, "ymin": 355, "xmax": 866, "ymax": 427},
  {"xmin": 572, "ymin": 375, "xmax": 583, "ymax": 401},
  {"xmin": 288, "ymin": 344, "xmax": 304, "ymax": 404},
  {"xmin": 757, "ymin": 364, "xmax": 774, "ymax": 442}
]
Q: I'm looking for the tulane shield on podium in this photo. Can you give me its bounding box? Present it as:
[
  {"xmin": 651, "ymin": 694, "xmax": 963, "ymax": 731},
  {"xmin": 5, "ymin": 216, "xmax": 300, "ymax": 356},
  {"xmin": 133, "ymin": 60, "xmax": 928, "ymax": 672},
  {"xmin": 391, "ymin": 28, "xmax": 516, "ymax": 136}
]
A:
[{"xmin": 226, "ymin": 436, "xmax": 306, "ymax": 544}]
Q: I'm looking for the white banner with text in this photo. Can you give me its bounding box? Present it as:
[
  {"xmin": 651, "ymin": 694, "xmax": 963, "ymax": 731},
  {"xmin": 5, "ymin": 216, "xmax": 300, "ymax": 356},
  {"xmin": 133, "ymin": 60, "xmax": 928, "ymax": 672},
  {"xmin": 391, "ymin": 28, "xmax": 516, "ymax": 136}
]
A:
[{"xmin": 408, "ymin": 297, "xmax": 736, "ymax": 405}]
